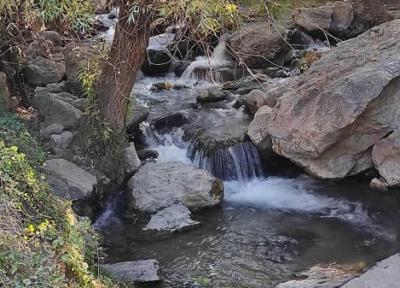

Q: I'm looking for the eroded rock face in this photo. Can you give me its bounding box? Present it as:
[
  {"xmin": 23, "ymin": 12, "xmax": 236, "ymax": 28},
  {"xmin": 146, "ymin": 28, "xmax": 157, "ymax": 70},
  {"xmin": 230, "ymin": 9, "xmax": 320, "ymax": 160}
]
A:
[
  {"xmin": 101, "ymin": 260, "xmax": 161, "ymax": 284},
  {"xmin": 372, "ymin": 131, "xmax": 400, "ymax": 187},
  {"xmin": 228, "ymin": 22, "xmax": 288, "ymax": 69},
  {"xmin": 123, "ymin": 142, "xmax": 141, "ymax": 177},
  {"xmin": 128, "ymin": 162, "xmax": 223, "ymax": 213},
  {"xmin": 248, "ymin": 20, "xmax": 400, "ymax": 180},
  {"xmin": 43, "ymin": 159, "xmax": 97, "ymax": 200}
]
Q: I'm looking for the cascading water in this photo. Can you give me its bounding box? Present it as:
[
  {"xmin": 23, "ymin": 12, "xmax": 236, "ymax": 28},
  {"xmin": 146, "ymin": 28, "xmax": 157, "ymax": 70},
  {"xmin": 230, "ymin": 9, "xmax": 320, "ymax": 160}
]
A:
[
  {"xmin": 188, "ymin": 141, "xmax": 264, "ymax": 181},
  {"xmin": 180, "ymin": 40, "xmax": 233, "ymax": 83}
]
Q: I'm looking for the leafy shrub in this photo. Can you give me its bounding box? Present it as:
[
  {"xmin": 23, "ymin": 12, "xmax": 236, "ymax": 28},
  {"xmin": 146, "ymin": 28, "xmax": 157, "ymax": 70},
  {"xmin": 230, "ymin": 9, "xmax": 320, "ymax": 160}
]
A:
[{"xmin": 0, "ymin": 114, "xmax": 117, "ymax": 287}]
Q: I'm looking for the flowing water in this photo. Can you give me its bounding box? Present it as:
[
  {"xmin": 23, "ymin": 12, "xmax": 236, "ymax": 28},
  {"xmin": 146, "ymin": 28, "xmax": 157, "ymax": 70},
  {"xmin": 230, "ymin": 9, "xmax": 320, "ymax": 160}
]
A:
[{"xmin": 97, "ymin": 19, "xmax": 400, "ymax": 288}]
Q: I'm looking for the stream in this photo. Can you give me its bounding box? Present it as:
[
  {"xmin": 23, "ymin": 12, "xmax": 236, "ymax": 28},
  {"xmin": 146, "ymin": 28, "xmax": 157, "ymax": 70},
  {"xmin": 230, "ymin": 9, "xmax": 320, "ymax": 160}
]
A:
[{"xmin": 95, "ymin": 12, "xmax": 400, "ymax": 288}]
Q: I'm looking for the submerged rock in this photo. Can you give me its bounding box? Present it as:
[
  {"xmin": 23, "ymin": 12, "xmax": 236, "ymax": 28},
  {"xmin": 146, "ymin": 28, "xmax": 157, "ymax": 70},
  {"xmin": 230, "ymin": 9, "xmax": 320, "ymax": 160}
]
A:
[
  {"xmin": 248, "ymin": 20, "xmax": 400, "ymax": 180},
  {"xmin": 143, "ymin": 203, "xmax": 200, "ymax": 232},
  {"xmin": 196, "ymin": 88, "xmax": 228, "ymax": 103},
  {"xmin": 43, "ymin": 159, "xmax": 97, "ymax": 201},
  {"xmin": 101, "ymin": 259, "xmax": 161, "ymax": 284},
  {"xmin": 128, "ymin": 162, "xmax": 223, "ymax": 213}
]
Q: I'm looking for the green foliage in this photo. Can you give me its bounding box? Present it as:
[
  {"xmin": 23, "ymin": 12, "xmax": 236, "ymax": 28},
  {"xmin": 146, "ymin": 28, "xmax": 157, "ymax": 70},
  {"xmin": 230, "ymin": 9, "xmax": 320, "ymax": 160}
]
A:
[
  {"xmin": 0, "ymin": 115, "xmax": 117, "ymax": 287},
  {"xmin": 0, "ymin": 113, "xmax": 46, "ymax": 165},
  {"xmin": 0, "ymin": 0, "xmax": 94, "ymax": 34}
]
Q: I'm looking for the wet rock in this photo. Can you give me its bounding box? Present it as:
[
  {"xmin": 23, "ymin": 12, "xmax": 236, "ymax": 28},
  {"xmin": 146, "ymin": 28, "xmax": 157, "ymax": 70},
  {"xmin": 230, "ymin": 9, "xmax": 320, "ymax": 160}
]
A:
[
  {"xmin": 123, "ymin": 142, "xmax": 141, "ymax": 177},
  {"xmin": 152, "ymin": 111, "xmax": 191, "ymax": 132},
  {"xmin": 43, "ymin": 159, "xmax": 97, "ymax": 201},
  {"xmin": 151, "ymin": 82, "xmax": 188, "ymax": 91},
  {"xmin": 142, "ymin": 34, "xmax": 175, "ymax": 76},
  {"xmin": 126, "ymin": 101, "xmax": 149, "ymax": 135},
  {"xmin": 128, "ymin": 162, "xmax": 223, "ymax": 213},
  {"xmin": 143, "ymin": 203, "xmax": 200, "ymax": 232},
  {"xmin": 196, "ymin": 88, "xmax": 228, "ymax": 103},
  {"xmin": 32, "ymin": 88, "xmax": 82, "ymax": 129},
  {"xmin": 248, "ymin": 20, "xmax": 400, "ymax": 180},
  {"xmin": 50, "ymin": 131, "xmax": 74, "ymax": 152},
  {"xmin": 24, "ymin": 56, "xmax": 65, "ymax": 86},
  {"xmin": 236, "ymin": 89, "xmax": 271, "ymax": 115},
  {"xmin": 369, "ymin": 178, "xmax": 389, "ymax": 192},
  {"xmin": 276, "ymin": 264, "xmax": 359, "ymax": 288},
  {"xmin": 331, "ymin": 2, "xmax": 355, "ymax": 31},
  {"xmin": 101, "ymin": 259, "xmax": 161, "ymax": 284},
  {"xmin": 40, "ymin": 123, "xmax": 65, "ymax": 139},
  {"xmin": 137, "ymin": 149, "xmax": 159, "ymax": 161},
  {"xmin": 341, "ymin": 254, "xmax": 400, "ymax": 288},
  {"xmin": 247, "ymin": 106, "xmax": 274, "ymax": 159},
  {"xmin": 372, "ymin": 131, "xmax": 400, "ymax": 188},
  {"xmin": 228, "ymin": 22, "xmax": 288, "ymax": 69},
  {"xmin": 292, "ymin": 6, "xmax": 333, "ymax": 36}
]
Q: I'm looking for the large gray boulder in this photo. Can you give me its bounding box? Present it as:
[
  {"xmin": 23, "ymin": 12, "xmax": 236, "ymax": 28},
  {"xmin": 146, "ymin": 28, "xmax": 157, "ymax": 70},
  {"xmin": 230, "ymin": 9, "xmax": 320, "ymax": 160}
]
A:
[
  {"xmin": 128, "ymin": 162, "xmax": 223, "ymax": 213},
  {"xmin": 32, "ymin": 88, "xmax": 83, "ymax": 129},
  {"xmin": 248, "ymin": 20, "xmax": 400, "ymax": 180},
  {"xmin": 43, "ymin": 159, "xmax": 97, "ymax": 200},
  {"xmin": 101, "ymin": 260, "xmax": 161, "ymax": 284},
  {"xmin": 292, "ymin": 5, "xmax": 334, "ymax": 35},
  {"xmin": 228, "ymin": 22, "xmax": 288, "ymax": 69},
  {"xmin": 372, "ymin": 131, "xmax": 400, "ymax": 187},
  {"xmin": 24, "ymin": 56, "xmax": 65, "ymax": 86}
]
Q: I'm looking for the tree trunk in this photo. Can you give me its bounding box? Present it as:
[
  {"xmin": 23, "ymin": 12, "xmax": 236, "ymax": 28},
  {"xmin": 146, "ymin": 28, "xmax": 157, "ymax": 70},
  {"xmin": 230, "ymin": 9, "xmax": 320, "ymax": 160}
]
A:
[{"xmin": 97, "ymin": 0, "xmax": 152, "ymax": 130}]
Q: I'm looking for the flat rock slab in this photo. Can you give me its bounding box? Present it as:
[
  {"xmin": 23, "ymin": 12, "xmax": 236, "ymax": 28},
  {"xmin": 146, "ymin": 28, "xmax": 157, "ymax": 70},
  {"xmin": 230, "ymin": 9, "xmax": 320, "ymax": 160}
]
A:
[
  {"xmin": 128, "ymin": 161, "xmax": 223, "ymax": 213},
  {"xmin": 341, "ymin": 254, "xmax": 400, "ymax": 288},
  {"xmin": 143, "ymin": 204, "xmax": 200, "ymax": 232},
  {"xmin": 102, "ymin": 259, "xmax": 161, "ymax": 283},
  {"xmin": 43, "ymin": 159, "xmax": 97, "ymax": 201}
]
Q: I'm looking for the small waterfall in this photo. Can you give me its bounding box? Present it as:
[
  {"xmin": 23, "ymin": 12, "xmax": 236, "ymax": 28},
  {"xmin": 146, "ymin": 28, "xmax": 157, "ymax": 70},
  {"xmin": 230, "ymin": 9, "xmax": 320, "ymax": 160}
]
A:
[
  {"xmin": 94, "ymin": 192, "xmax": 124, "ymax": 228},
  {"xmin": 181, "ymin": 40, "xmax": 233, "ymax": 83},
  {"xmin": 188, "ymin": 141, "xmax": 264, "ymax": 181}
]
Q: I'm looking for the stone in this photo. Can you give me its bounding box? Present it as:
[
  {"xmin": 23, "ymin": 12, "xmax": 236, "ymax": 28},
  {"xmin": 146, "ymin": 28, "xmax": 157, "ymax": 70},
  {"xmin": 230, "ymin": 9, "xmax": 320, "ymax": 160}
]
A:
[
  {"xmin": 40, "ymin": 123, "xmax": 65, "ymax": 139},
  {"xmin": 276, "ymin": 264, "xmax": 359, "ymax": 288},
  {"xmin": 369, "ymin": 178, "xmax": 388, "ymax": 192},
  {"xmin": 24, "ymin": 56, "xmax": 65, "ymax": 86},
  {"xmin": 128, "ymin": 162, "xmax": 223, "ymax": 213},
  {"xmin": 123, "ymin": 142, "xmax": 141, "ymax": 177},
  {"xmin": 143, "ymin": 204, "xmax": 200, "ymax": 232},
  {"xmin": 33, "ymin": 88, "xmax": 82, "ymax": 129},
  {"xmin": 237, "ymin": 89, "xmax": 268, "ymax": 115},
  {"xmin": 292, "ymin": 6, "xmax": 333, "ymax": 36},
  {"xmin": 196, "ymin": 88, "xmax": 228, "ymax": 103},
  {"xmin": 247, "ymin": 20, "xmax": 400, "ymax": 180},
  {"xmin": 341, "ymin": 254, "xmax": 400, "ymax": 288},
  {"xmin": 372, "ymin": 131, "xmax": 400, "ymax": 187},
  {"xmin": 126, "ymin": 101, "xmax": 149, "ymax": 135},
  {"xmin": 137, "ymin": 149, "xmax": 159, "ymax": 161},
  {"xmin": 43, "ymin": 159, "xmax": 97, "ymax": 201},
  {"xmin": 50, "ymin": 131, "xmax": 74, "ymax": 152},
  {"xmin": 331, "ymin": 2, "xmax": 355, "ymax": 31},
  {"xmin": 141, "ymin": 34, "xmax": 175, "ymax": 76},
  {"xmin": 152, "ymin": 111, "xmax": 191, "ymax": 132},
  {"xmin": 247, "ymin": 105, "xmax": 274, "ymax": 159},
  {"xmin": 39, "ymin": 31, "xmax": 64, "ymax": 47},
  {"xmin": 101, "ymin": 259, "xmax": 161, "ymax": 284},
  {"xmin": 228, "ymin": 22, "xmax": 288, "ymax": 69}
]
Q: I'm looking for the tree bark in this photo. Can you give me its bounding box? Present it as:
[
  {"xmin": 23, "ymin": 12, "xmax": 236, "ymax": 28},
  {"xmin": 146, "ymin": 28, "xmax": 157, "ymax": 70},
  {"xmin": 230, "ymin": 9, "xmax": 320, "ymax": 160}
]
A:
[{"xmin": 97, "ymin": 0, "xmax": 153, "ymax": 129}]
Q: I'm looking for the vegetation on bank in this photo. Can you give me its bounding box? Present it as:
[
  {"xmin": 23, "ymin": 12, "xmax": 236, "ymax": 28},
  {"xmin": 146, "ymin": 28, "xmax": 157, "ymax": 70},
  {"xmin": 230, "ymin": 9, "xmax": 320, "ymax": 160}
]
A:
[{"xmin": 0, "ymin": 112, "xmax": 118, "ymax": 287}]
